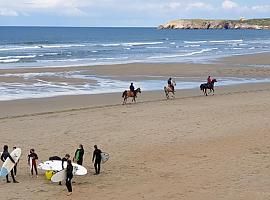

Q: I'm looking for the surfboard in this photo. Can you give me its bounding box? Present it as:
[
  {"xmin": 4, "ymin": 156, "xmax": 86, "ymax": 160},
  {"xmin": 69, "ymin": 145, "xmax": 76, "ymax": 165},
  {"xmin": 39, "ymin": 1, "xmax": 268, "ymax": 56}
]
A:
[
  {"xmin": 0, "ymin": 148, "xmax": 21, "ymax": 177},
  {"xmin": 29, "ymin": 157, "xmax": 33, "ymax": 175},
  {"xmin": 101, "ymin": 152, "xmax": 110, "ymax": 164},
  {"xmin": 51, "ymin": 169, "xmax": 66, "ymax": 182},
  {"xmin": 38, "ymin": 160, "xmax": 87, "ymax": 175}
]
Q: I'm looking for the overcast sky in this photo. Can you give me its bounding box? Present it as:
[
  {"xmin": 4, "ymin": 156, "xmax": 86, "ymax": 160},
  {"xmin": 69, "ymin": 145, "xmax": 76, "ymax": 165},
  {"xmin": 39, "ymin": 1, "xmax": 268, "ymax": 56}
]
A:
[{"xmin": 0, "ymin": 0, "xmax": 269, "ymax": 27}]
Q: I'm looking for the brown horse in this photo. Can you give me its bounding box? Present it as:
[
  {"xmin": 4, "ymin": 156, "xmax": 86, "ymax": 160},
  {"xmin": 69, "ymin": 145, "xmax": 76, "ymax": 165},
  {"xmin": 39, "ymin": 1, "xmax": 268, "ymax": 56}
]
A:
[
  {"xmin": 122, "ymin": 88, "xmax": 141, "ymax": 105},
  {"xmin": 164, "ymin": 80, "xmax": 176, "ymax": 99}
]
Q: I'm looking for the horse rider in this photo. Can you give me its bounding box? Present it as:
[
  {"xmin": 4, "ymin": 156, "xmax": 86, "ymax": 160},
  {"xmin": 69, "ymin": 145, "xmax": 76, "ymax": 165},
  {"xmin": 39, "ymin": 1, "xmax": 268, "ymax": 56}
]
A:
[
  {"xmin": 207, "ymin": 76, "xmax": 212, "ymax": 86},
  {"xmin": 130, "ymin": 83, "xmax": 135, "ymax": 97},
  {"xmin": 167, "ymin": 77, "xmax": 174, "ymax": 93}
]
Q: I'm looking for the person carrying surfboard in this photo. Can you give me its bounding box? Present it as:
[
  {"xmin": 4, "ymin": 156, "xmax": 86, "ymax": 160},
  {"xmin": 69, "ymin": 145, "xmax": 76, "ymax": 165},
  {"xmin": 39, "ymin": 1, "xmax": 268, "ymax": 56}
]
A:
[
  {"xmin": 0, "ymin": 145, "xmax": 19, "ymax": 183},
  {"xmin": 28, "ymin": 149, "xmax": 39, "ymax": 177},
  {"xmin": 57, "ymin": 154, "xmax": 70, "ymax": 185},
  {"xmin": 92, "ymin": 145, "xmax": 102, "ymax": 175},
  {"xmin": 73, "ymin": 144, "xmax": 84, "ymax": 165}
]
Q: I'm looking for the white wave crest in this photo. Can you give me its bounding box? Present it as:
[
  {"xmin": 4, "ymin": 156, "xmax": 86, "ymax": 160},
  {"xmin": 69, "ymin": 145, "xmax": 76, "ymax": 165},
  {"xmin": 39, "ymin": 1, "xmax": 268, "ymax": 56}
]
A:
[
  {"xmin": 0, "ymin": 55, "xmax": 36, "ymax": 60},
  {"xmin": 148, "ymin": 48, "xmax": 217, "ymax": 59},
  {"xmin": 0, "ymin": 59, "xmax": 20, "ymax": 63}
]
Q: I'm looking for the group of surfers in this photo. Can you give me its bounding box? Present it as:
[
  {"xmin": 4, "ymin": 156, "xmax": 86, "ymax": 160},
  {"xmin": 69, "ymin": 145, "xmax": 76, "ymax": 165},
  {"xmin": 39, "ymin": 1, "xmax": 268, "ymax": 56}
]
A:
[{"xmin": 1, "ymin": 144, "xmax": 103, "ymax": 196}]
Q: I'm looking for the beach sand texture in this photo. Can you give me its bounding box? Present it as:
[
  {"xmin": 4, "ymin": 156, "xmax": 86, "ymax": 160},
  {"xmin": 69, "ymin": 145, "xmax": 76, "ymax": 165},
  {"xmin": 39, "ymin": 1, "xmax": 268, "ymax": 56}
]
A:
[{"xmin": 0, "ymin": 53, "xmax": 270, "ymax": 200}]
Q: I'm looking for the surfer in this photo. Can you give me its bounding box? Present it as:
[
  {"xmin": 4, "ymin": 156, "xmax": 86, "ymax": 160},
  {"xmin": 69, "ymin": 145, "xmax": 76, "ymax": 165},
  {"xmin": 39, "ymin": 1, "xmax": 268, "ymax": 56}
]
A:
[
  {"xmin": 28, "ymin": 149, "xmax": 39, "ymax": 177},
  {"xmin": 66, "ymin": 159, "xmax": 73, "ymax": 196},
  {"xmin": 92, "ymin": 145, "xmax": 102, "ymax": 175},
  {"xmin": 0, "ymin": 145, "xmax": 19, "ymax": 183},
  {"xmin": 62, "ymin": 154, "xmax": 71, "ymax": 169},
  {"xmin": 58, "ymin": 154, "xmax": 71, "ymax": 185},
  {"xmin": 13, "ymin": 146, "xmax": 19, "ymax": 177},
  {"xmin": 73, "ymin": 144, "xmax": 84, "ymax": 165}
]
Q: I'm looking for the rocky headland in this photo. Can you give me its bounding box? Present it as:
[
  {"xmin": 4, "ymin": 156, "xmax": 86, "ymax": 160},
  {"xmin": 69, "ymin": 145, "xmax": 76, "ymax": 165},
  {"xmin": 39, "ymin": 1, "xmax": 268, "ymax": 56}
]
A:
[{"xmin": 158, "ymin": 18, "xmax": 270, "ymax": 30}]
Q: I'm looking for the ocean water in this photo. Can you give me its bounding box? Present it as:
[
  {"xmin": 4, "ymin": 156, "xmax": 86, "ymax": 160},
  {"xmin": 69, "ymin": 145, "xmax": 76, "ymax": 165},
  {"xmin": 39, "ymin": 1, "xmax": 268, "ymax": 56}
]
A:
[
  {"xmin": 0, "ymin": 27, "xmax": 270, "ymax": 68},
  {"xmin": 0, "ymin": 27, "xmax": 270, "ymax": 101}
]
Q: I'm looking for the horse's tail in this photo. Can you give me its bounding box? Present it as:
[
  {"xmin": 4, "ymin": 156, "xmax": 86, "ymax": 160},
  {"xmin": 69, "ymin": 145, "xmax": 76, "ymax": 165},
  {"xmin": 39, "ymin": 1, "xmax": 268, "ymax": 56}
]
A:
[{"xmin": 122, "ymin": 91, "xmax": 127, "ymax": 98}]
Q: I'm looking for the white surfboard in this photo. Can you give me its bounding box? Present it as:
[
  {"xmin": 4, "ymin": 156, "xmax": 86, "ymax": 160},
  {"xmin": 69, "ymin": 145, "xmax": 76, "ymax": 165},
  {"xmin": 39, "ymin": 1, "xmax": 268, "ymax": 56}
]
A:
[
  {"xmin": 51, "ymin": 166, "xmax": 80, "ymax": 183},
  {"xmin": 101, "ymin": 152, "xmax": 110, "ymax": 164},
  {"xmin": 0, "ymin": 148, "xmax": 21, "ymax": 177},
  {"xmin": 29, "ymin": 157, "xmax": 33, "ymax": 175},
  {"xmin": 51, "ymin": 169, "xmax": 66, "ymax": 182},
  {"xmin": 38, "ymin": 160, "xmax": 87, "ymax": 175}
]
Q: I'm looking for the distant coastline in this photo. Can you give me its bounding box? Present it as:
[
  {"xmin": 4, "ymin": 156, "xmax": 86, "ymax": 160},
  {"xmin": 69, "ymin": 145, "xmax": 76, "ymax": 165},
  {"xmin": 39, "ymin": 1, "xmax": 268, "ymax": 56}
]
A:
[{"xmin": 159, "ymin": 18, "xmax": 270, "ymax": 30}]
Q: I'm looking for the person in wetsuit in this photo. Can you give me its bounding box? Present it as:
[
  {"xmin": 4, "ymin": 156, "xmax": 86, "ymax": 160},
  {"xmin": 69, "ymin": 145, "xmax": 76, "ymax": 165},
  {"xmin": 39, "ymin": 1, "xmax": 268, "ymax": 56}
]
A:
[
  {"xmin": 62, "ymin": 154, "xmax": 70, "ymax": 169},
  {"xmin": 66, "ymin": 159, "xmax": 73, "ymax": 196},
  {"xmin": 28, "ymin": 148, "xmax": 39, "ymax": 177},
  {"xmin": 92, "ymin": 145, "xmax": 102, "ymax": 175},
  {"xmin": 59, "ymin": 154, "xmax": 70, "ymax": 185},
  {"xmin": 130, "ymin": 83, "xmax": 135, "ymax": 97},
  {"xmin": 73, "ymin": 144, "xmax": 84, "ymax": 165},
  {"xmin": 1, "ymin": 145, "xmax": 19, "ymax": 183}
]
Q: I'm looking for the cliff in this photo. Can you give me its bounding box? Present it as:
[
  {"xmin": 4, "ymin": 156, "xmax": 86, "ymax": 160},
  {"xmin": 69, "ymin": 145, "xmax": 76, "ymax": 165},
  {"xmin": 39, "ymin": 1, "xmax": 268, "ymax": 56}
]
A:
[{"xmin": 158, "ymin": 18, "xmax": 270, "ymax": 30}]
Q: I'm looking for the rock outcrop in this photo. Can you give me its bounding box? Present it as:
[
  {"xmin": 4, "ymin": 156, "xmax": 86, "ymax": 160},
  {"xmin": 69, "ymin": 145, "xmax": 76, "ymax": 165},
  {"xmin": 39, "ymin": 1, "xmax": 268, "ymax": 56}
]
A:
[{"xmin": 158, "ymin": 18, "xmax": 270, "ymax": 30}]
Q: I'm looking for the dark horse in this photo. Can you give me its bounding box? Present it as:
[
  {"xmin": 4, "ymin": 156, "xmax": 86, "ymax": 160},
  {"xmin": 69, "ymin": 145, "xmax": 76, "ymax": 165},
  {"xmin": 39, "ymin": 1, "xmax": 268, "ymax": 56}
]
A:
[
  {"xmin": 200, "ymin": 79, "xmax": 217, "ymax": 96},
  {"xmin": 122, "ymin": 88, "xmax": 141, "ymax": 105}
]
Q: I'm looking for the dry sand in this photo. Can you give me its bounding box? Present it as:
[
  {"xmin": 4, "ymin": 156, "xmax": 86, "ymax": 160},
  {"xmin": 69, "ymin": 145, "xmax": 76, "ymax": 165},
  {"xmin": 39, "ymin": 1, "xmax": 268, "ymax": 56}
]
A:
[{"xmin": 0, "ymin": 53, "xmax": 270, "ymax": 200}]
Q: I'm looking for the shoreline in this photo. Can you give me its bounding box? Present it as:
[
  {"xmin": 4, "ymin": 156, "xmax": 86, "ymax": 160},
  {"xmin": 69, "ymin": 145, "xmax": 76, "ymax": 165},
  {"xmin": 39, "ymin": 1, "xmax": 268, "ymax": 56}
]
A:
[
  {"xmin": 1, "ymin": 82, "xmax": 270, "ymax": 119},
  {"xmin": 1, "ymin": 51, "xmax": 270, "ymax": 73},
  {"xmin": 0, "ymin": 52, "xmax": 270, "ymax": 101}
]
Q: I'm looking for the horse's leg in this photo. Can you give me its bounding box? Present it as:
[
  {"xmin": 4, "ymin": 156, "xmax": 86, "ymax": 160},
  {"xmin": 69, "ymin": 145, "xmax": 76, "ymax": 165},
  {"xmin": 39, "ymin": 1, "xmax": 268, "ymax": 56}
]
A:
[
  {"xmin": 212, "ymin": 87, "xmax": 215, "ymax": 95},
  {"xmin": 205, "ymin": 88, "xmax": 208, "ymax": 96},
  {"xmin": 123, "ymin": 97, "xmax": 126, "ymax": 105}
]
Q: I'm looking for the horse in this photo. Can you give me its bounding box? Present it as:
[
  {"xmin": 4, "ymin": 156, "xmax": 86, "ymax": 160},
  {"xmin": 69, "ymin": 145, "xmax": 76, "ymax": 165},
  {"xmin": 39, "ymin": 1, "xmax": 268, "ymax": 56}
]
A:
[
  {"xmin": 164, "ymin": 80, "xmax": 176, "ymax": 99},
  {"xmin": 200, "ymin": 79, "xmax": 217, "ymax": 96},
  {"xmin": 122, "ymin": 88, "xmax": 141, "ymax": 105}
]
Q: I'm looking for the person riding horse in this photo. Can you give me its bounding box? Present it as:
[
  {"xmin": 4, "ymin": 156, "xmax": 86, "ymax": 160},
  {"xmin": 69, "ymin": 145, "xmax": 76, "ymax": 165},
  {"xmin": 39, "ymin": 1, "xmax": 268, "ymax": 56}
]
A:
[
  {"xmin": 207, "ymin": 76, "xmax": 212, "ymax": 86},
  {"xmin": 130, "ymin": 83, "xmax": 136, "ymax": 97},
  {"xmin": 167, "ymin": 78, "xmax": 174, "ymax": 93},
  {"xmin": 200, "ymin": 78, "xmax": 217, "ymax": 96}
]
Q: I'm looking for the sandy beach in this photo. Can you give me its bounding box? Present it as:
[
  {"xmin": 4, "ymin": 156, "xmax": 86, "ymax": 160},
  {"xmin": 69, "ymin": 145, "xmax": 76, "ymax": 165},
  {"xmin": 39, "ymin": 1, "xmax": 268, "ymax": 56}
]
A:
[{"xmin": 1, "ymin": 53, "xmax": 270, "ymax": 200}]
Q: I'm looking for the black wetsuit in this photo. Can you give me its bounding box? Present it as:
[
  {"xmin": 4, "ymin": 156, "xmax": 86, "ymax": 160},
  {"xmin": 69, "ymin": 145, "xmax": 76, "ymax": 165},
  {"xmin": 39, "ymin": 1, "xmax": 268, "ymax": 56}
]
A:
[
  {"xmin": 74, "ymin": 148, "xmax": 84, "ymax": 165},
  {"xmin": 66, "ymin": 163, "xmax": 73, "ymax": 192},
  {"xmin": 1, "ymin": 151, "xmax": 16, "ymax": 183},
  {"xmin": 57, "ymin": 157, "xmax": 68, "ymax": 185},
  {"xmin": 92, "ymin": 149, "xmax": 102, "ymax": 174},
  {"xmin": 28, "ymin": 152, "xmax": 38, "ymax": 176}
]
